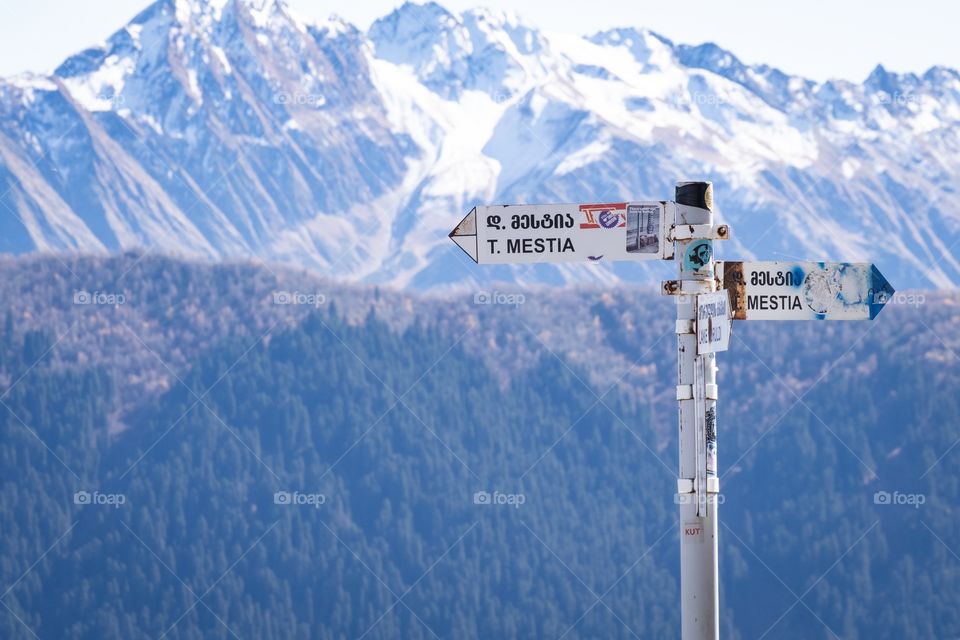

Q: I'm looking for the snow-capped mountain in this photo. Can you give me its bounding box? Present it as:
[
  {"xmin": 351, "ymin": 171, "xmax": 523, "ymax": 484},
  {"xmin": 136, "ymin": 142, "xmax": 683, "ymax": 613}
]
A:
[{"xmin": 1, "ymin": 0, "xmax": 959, "ymax": 289}]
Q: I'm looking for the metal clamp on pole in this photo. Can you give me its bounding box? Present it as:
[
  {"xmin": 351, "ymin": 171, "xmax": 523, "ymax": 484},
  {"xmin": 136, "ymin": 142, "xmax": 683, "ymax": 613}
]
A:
[
  {"xmin": 676, "ymin": 384, "xmax": 717, "ymax": 400},
  {"xmin": 668, "ymin": 224, "xmax": 730, "ymax": 242},
  {"xmin": 678, "ymin": 477, "xmax": 720, "ymax": 494},
  {"xmin": 662, "ymin": 279, "xmax": 715, "ymax": 295}
]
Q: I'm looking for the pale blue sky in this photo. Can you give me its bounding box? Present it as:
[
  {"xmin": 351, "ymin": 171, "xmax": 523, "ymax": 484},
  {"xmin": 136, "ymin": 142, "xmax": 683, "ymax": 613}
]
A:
[{"xmin": 2, "ymin": 0, "xmax": 957, "ymax": 82}]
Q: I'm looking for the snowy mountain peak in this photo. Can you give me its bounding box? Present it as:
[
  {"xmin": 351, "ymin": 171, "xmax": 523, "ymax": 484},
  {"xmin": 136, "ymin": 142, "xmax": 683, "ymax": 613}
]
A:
[
  {"xmin": 368, "ymin": 1, "xmax": 547, "ymax": 100},
  {"xmin": 368, "ymin": 1, "xmax": 467, "ymax": 98},
  {"xmin": 587, "ymin": 27, "xmax": 674, "ymax": 68},
  {"xmin": 310, "ymin": 13, "xmax": 359, "ymax": 39},
  {"xmin": 52, "ymin": 0, "xmax": 338, "ymax": 118},
  {"xmin": 461, "ymin": 7, "xmax": 543, "ymax": 54},
  {"xmin": 169, "ymin": 0, "xmax": 292, "ymax": 25}
]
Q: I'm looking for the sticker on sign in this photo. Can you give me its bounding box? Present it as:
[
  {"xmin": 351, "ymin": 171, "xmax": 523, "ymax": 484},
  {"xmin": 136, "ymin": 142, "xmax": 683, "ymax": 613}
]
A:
[
  {"xmin": 697, "ymin": 290, "xmax": 732, "ymax": 354},
  {"xmin": 450, "ymin": 202, "xmax": 670, "ymax": 264},
  {"xmin": 719, "ymin": 261, "xmax": 894, "ymax": 321}
]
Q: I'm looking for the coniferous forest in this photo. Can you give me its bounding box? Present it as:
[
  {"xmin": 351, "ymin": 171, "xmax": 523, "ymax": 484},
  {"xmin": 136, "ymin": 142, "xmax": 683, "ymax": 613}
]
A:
[{"xmin": 0, "ymin": 255, "xmax": 957, "ymax": 639}]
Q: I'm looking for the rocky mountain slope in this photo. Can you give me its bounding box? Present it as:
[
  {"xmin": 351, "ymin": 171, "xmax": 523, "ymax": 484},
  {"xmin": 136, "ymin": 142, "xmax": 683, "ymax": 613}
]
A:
[{"xmin": 1, "ymin": 0, "xmax": 959, "ymax": 290}]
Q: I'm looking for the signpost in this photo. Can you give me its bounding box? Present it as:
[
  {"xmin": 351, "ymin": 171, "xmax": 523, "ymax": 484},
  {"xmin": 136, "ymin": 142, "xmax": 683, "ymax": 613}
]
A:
[{"xmin": 450, "ymin": 183, "xmax": 893, "ymax": 640}]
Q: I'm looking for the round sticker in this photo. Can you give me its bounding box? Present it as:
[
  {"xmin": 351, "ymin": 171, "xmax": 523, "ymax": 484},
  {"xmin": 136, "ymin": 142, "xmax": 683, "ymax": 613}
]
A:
[
  {"xmin": 684, "ymin": 240, "xmax": 713, "ymax": 271},
  {"xmin": 802, "ymin": 268, "xmax": 841, "ymax": 314},
  {"xmin": 597, "ymin": 209, "xmax": 620, "ymax": 229}
]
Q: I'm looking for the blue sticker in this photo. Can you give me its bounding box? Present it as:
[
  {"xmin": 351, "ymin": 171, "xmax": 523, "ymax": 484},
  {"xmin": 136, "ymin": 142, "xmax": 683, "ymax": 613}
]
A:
[
  {"xmin": 597, "ymin": 209, "xmax": 620, "ymax": 228},
  {"xmin": 790, "ymin": 265, "xmax": 805, "ymax": 287},
  {"xmin": 684, "ymin": 240, "xmax": 713, "ymax": 271}
]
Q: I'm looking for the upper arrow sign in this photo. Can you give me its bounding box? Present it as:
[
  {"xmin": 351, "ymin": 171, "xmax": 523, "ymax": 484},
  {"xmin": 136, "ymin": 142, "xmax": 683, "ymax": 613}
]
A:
[
  {"xmin": 719, "ymin": 261, "xmax": 895, "ymax": 320},
  {"xmin": 450, "ymin": 202, "xmax": 671, "ymax": 264}
]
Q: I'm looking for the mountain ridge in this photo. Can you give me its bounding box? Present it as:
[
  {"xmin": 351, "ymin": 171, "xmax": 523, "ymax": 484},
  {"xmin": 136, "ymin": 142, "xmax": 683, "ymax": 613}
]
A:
[{"xmin": 1, "ymin": 0, "xmax": 959, "ymax": 290}]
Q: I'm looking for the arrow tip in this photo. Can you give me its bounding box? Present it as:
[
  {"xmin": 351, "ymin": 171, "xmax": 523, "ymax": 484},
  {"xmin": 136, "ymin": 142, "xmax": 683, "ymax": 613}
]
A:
[
  {"xmin": 449, "ymin": 208, "xmax": 478, "ymax": 263},
  {"xmin": 869, "ymin": 265, "xmax": 895, "ymax": 319}
]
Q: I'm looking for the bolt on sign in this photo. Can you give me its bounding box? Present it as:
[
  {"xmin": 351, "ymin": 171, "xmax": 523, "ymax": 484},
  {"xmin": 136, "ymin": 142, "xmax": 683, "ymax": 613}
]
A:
[{"xmin": 449, "ymin": 202, "xmax": 671, "ymax": 264}]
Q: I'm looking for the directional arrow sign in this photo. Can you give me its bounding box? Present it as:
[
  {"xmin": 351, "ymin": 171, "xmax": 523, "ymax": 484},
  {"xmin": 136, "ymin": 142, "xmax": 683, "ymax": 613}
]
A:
[
  {"xmin": 450, "ymin": 202, "xmax": 670, "ymax": 264},
  {"xmin": 719, "ymin": 261, "xmax": 895, "ymax": 320}
]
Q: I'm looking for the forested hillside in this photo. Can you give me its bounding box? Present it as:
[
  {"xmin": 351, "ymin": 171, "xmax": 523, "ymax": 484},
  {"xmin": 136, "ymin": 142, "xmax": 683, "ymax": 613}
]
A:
[
  {"xmin": 0, "ymin": 255, "xmax": 957, "ymax": 638},
  {"xmin": 3, "ymin": 0, "xmax": 960, "ymax": 289}
]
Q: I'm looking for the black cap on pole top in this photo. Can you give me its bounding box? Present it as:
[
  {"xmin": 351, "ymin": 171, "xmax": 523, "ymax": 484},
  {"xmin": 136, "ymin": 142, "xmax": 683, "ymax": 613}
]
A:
[{"xmin": 675, "ymin": 181, "xmax": 713, "ymax": 211}]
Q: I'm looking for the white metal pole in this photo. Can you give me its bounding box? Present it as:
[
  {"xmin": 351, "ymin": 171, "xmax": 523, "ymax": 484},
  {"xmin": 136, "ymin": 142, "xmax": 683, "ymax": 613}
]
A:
[{"xmin": 674, "ymin": 181, "xmax": 720, "ymax": 640}]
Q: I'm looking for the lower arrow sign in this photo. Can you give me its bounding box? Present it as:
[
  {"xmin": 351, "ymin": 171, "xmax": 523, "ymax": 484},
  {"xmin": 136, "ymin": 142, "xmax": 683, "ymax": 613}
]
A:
[{"xmin": 719, "ymin": 261, "xmax": 895, "ymax": 320}]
